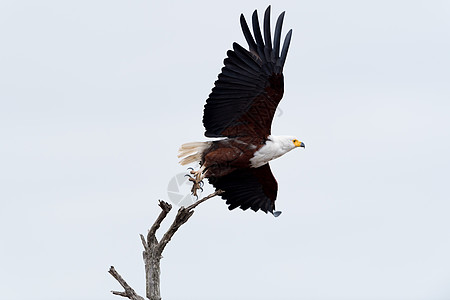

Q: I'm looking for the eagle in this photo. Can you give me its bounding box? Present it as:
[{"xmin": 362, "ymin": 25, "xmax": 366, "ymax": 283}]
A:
[{"xmin": 178, "ymin": 6, "xmax": 304, "ymax": 216}]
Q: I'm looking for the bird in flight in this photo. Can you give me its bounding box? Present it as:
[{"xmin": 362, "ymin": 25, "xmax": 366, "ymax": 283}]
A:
[{"xmin": 178, "ymin": 6, "xmax": 304, "ymax": 216}]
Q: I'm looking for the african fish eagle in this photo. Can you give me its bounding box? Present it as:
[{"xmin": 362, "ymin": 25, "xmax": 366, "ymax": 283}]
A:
[{"xmin": 178, "ymin": 6, "xmax": 304, "ymax": 216}]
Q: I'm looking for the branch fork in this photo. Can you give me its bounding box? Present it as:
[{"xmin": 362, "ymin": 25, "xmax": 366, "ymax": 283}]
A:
[{"xmin": 109, "ymin": 190, "xmax": 223, "ymax": 300}]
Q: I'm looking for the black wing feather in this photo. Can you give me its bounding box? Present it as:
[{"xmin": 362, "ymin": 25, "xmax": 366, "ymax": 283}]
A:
[
  {"xmin": 203, "ymin": 6, "xmax": 292, "ymax": 139},
  {"xmin": 273, "ymin": 12, "xmax": 285, "ymax": 62},
  {"xmin": 263, "ymin": 6, "xmax": 273, "ymax": 70},
  {"xmin": 240, "ymin": 14, "xmax": 257, "ymax": 54},
  {"xmin": 279, "ymin": 29, "xmax": 293, "ymax": 69},
  {"xmin": 208, "ymin": 163, "xmax": 278, "ymax": 214},
  {"xmin": 263, "ymin": 6, "xmax": 272, "ymax": 52},
  {"xmin": 252, "ymin": 10, "xmax": 265, "ymax": 62}
]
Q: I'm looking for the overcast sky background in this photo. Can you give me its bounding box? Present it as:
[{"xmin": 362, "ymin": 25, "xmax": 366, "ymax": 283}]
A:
[{"xmin": 1, "ymin": 1, "xmax": 450, "ymax": 299}]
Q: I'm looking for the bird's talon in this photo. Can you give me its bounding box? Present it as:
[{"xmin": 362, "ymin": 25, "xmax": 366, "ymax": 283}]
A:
[{"xmin": 186, "ymin": 166, "xmax": 206, "ymax": 198}]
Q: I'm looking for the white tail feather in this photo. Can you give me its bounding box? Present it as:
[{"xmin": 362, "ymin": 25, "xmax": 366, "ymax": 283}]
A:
[{"xmin": 178, "ymin": 142, "xmax": 211, "ymax": 166}]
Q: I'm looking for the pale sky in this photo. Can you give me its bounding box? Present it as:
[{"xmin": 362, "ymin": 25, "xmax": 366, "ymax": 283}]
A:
[{"xmin": 1, "ymin": 1, "xmax": 450, "ymax": 300}]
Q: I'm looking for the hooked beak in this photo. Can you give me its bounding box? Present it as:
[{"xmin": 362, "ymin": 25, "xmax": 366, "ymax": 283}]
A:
[{"xmin": 294, "ymin": 140, "xmax": 305, "ymax": 148}]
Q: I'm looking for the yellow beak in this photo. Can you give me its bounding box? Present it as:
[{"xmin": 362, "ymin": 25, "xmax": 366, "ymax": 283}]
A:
[{"xmin": 294, "ymin": 140, "xmax": 305, "ymax": 148}]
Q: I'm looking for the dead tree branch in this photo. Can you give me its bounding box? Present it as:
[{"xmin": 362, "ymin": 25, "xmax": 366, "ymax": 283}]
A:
[
  {"xmin": 109, "ymin": 190, "xmax": 224, "ymax": 300},
  {"xmin": 108, "ymin": 266, "xmax": 145, "ymax": 300}
]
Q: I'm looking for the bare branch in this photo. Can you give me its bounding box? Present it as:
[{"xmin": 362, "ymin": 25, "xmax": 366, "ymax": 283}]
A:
[
  {"xmin": 111, "ymin": 291, "xmax": 128, "ymax": 298},
  {"xmin": 157, "ymin": 190, "xmax": 223, "ymax": 255},
  {"xmin": 108, "ymin": 266, "xmax": 145, "ymax": 300},
  {"xmin": 140, "ymin": 234, "xmax": 148, "ymax": 252},
  {"xmin": 186, "ymin": 189, "xmax": 224, "ymax": 210},
  {"xmin": 147, "ymin": 200, "xmax": 172, "ymax": 245},
  {"xmin": 155, "ymin": 207, "xmax": 193, "ymax": 256}
]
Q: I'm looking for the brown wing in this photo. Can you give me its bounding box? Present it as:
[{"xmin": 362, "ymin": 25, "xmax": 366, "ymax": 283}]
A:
[
  {"xmin": 207, "ymin": 163, "xmax": 278, "ymax": 214},
  {"xmin": 203, "ymin": 6, "xmax": 292, "ymax": 139}
]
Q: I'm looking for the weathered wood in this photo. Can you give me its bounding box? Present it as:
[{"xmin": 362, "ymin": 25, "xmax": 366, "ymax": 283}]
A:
[
  {"xmin": 142, "ymin": 200, "xmax": 173, "ymax": 300},
  {"xmin": 109, "ymin": 190, "xmax": 223, "ymax": 300},
  {"xmin": 108, "ymin": 266, "xmax": 145, "ymax": 300}
]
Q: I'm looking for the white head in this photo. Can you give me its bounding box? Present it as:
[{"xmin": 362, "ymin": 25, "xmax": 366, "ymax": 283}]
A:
[
  {"xmin": 269, "ymin": 135, "xmax": 305, "ymax": 152},
  {"xmin": 250, "ymin": 135, "xmax": 305, "ymax": 168}
]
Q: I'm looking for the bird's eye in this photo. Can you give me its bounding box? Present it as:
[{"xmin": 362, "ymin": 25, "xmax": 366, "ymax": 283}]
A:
[{"xmin": 292, "ymin": 139, "xmax": 298, "ymax": 143}]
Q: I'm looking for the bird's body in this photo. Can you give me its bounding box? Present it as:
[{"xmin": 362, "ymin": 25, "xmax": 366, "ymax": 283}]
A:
[
  {"xmin": 178, "ymin": 6, "xmax": 304, "ymax": 215},
  {"xmin": 179, "ymin": 135, "xmax": 298, "ymax": 176}
]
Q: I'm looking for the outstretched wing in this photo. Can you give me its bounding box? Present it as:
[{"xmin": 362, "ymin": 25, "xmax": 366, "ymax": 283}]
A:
[
  {"xmin": 203, "ymin": 6, "xmax": 292, "ymax": 139},
  {"xmin": 208, "ymin": 163, "xmax": 278, "ymax": 214}
]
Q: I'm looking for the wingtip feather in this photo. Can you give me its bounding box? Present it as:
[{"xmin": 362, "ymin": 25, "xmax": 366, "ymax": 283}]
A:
[
  {"xmin": 280, "ymin": 29, "xmax": 292, "ymax": 68},
  {"xmin": 273, "ymin": 11, "xmax": 286, "ymax": 59},
  {"xmin": 240, "ymin": 13, "xmax": 257, "ymax": 52},
  {"xmin": 263, "ymin": 5, "xmax": 272, "ymax": 51}
]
